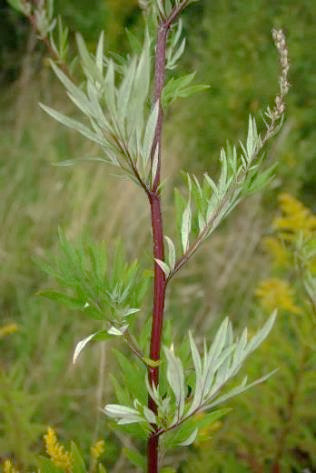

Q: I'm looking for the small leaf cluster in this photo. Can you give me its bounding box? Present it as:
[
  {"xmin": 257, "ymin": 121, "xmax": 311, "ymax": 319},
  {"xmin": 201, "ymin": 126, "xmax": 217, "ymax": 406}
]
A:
[
  {"xmin": 7, "ymin": 0, "xmax": 70, "ymax": 64},
  {"xmin": 156, "ymin": 117, "xmax": 276, "ymax": 279},
  {"xmin": 7, "ymin": 0, "xmax": 31, "ymax": 17},
  {"xmin": 139, "ymin": 1, "xmax": 199, "ymax": 21},
  {"xmin": 165, "ymin": 19, "xmax": 187, "ymax": 71},
  {"xmin": 162, "ymin": 71, "xmax": 210, "ymax": 107},
  {"xmin": 104, "ymin": 312, "xmax": 276, "ymax": 450},
  {"xmin": 39, "ymin": 17, "xmax": 209, "ymax": 192},
  {"xmin": 38, "ymin": 231, "xmax": 148, "ymax": 355},
  {"xmin": 40, "ymin": 30, "xmax": 160, "ymax": 189}
]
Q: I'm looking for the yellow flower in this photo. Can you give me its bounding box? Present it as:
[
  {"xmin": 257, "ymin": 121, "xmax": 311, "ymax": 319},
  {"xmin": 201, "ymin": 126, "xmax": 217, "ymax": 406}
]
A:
[
  {"xmin": 0, "ymin": 323, "xmax": 18, "ymax": 339},
  {"xmin": 273, "ymin": 193, "xmax": 316, "ymax": 240},
  {"xmin": 44, "ymin": 427, "xmax": 73, "ymax": 472},
  {"xmin": 262, "ymin": 237, "xmax": 289, "ymax": 268},
  {"xmin": 255, "ymin": 278, "xmax": 302, "ymax": 314},
  {"xmin": 2, "ymin": 460, "xmax": 19, "ymax": 473},
  {"xmin": 90, "ymin": 439, "xmax": 105, "ymax": 461}
]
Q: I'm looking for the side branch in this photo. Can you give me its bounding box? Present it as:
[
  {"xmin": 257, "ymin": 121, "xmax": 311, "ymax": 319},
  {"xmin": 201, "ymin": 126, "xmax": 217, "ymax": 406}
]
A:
[
  {"xmin": 166, "ymin": 28, "xmax": 290, "ymax": 283},
  {"xmin": 165, "ymin": 0, "xmax": 190, "ymax": 27}
]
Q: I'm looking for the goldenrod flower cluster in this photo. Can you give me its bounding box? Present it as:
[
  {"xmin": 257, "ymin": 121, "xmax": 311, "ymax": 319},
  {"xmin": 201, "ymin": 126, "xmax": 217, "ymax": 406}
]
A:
[
  {"xmin": 90, "ymin": 439, "xmax": 105, "ymax": 461},
  {"xmin": 273, "ymin": 193, "xmax": 316, "ymax": 241},
  {"xmin": 256, "ymin": 194, "xmax": 316, "ymax": 316},
  {"xmin": 2, "ymin": 460, "xmax": 19, "ymax": 473},
  {"xmin": 262, "ymin": 237, "xmax": 289, "ymax": 268},
  {"xmin": 44, "ymin": 427, "xmax": 73, "ymax": 472},
  {"xmin": 255, "ymin": 278, "xmax": 301, "ymax": 314},
  {"xmin": 0, "ymin": 323, "xmax": 18, "ymax": 339},
  {"xmin": 262, "ymin": 193, "xmax": 316, "ymax": 274}
]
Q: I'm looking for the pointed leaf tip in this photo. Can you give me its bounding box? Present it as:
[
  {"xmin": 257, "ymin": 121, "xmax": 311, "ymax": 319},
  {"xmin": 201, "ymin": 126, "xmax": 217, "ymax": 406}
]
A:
[{"xmin": 73, "ymin": 332, "xmax": 97, "ymax": 364}]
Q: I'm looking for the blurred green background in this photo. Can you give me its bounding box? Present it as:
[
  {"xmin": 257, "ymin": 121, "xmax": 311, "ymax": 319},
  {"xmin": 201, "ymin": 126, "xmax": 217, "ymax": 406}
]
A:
[{"xmin": 0, "ymin": 0, "xmax": 315, "ymax": 471}]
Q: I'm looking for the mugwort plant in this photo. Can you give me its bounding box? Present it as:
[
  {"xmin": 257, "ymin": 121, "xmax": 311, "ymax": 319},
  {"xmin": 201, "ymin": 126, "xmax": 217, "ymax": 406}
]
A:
[{"xmin": 8, "ymin": 0, "xmax": 290, "ymax": 471}]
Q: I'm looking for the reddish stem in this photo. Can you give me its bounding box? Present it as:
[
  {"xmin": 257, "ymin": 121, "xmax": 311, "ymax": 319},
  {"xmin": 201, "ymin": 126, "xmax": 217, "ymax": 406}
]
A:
[
  {"xmin": 146, "ymin": 4, "xmax": 189, "ymax": 471},
  {"xmin": 148, "ymin": 194, "xmax": 166, "ymax": 373},
  {"xmin": 147, "ymin": 191, "xmax": 166, "ymax": 472},
  {"xmin": 146, "ymin": 21, "xmax": 169, "ymax": 473}
]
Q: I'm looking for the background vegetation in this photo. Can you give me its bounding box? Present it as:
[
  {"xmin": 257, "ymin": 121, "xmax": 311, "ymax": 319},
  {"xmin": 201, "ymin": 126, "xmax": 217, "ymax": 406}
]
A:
[{"xmin": 1, "ymin": 0, "xmax": 315, "ymax": 471}]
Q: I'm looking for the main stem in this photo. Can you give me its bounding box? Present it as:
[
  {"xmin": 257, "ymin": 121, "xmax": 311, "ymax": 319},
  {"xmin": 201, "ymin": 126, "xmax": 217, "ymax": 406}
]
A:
[
  {"xmin": 147, "ymin": 21, "xmax": 169, "ymax": 473},
  {"xmin": 146, "ymin": 5, "xmax": 189, "ymax": 471},
  {"xmin": 147, "ymin": 192, "xmax": 166, "ymax": 473}
]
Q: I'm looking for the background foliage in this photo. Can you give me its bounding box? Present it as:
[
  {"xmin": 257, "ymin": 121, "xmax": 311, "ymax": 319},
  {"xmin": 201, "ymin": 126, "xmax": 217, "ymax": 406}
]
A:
[{"xmin": 0, "ymin": 0, "xmax": 315, "ymax": 471}]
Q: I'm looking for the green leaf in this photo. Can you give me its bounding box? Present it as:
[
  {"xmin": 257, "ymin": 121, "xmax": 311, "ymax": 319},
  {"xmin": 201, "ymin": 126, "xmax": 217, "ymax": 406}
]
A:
[
  {"xmin": 218, "ymin": 148, "xmax": 228, "ymax": 195},
  {"xmin": 164, "ymin": 347, "xmax": 185, "ymax": 418},
  {"xmin": 163, "ymin": 72, "xmax": 210, "ymax": 107},
  {"xmin": 243, "ymin": 162, "xmax": 277, "ymax": 196},
  {"xmin": 7, "ymin": 0, "xmax": 30, "ymax": 15},
  {"xmin": 107, "ymin": 325, "xmax": 128, "ymax": 336},
  {"xmin": 178, "ymin": 427, "xmax": 198, "ymax": 446},
  {"xmin": 163, "ymin": 72, "xmax": 195, "ymax": 105},
  {"xmin": 165, "ymin": 236, "xmax": 176, "ymax": 271},
  {"xmin": 245, "ymin": 310, "xmax": 277, "ymax": 356},
  {"xmin": 110, "ymin": 374, "xmax": 129, "ymax": 405},
  {"xmin": 117, "ymin": 57, "xmax": 137, "ymax": 122},
  {"xmin": 179, "ymin": 84, "xmax": 210, "ymax": 98},
  {"xmin": 70, "ymin": 442, "xmax": 86, "ymax": 473},
  {"xmin": 76, "ymin": 33, "xmax": 102, "ymax": 82},
  {"xmin": 133, "ymin": 30, "xmax": 151, "ymax": 109},
  {"xmin": 96, "ymin": 31, "xmax": 104, "ymax": 74},
  {"xmin": 114, "ymin": 350, "xmax": 147, "ymax": 403},
  {"xmin": 163, "ymin": 418, "xmax": 196, "ymax": 449},
  {"xmin": 143, "ymin": 101, "xmax": 159, "ymax": 168},
  {"xmin": 174, "ymin": 189, "xmax": 187, "ymax": 238},
  {"xmin": 181, "ymin": 201, "xmax": 191, "ymax": 253},
  {"xmin": 204, "ymin": 173, "xmax": 219, "ymax": 198},
  {"xmin": 246, "ymin": 114, "xmax": 259, "ymax": 159},
  {"xmin": 49, "ymin": 62, "xmax": 93, "ymax": 118},
  {"xmin": 37, "ymin": 457, "xmax": 63, "ymax": 473},
  {"xmin": 154, "ymin": 259, "xmax": 170, "ymax": 278},
  {"xmin": 104, "ymin": 59, "xmax": 116, "ymax": 115},
  {"xmin": 125, "ymin": 28, "xmax": 142, "ymax": 54},
  {"xmin": 206, "ymin": 371, "xmax": 277, "ymax": 409},
  {"xmin": 194, "ymin": 408, "xmax": 230, "ymax": 430},
  {"xmin": 151, "ymin": 145, "xmax": 159, "ymax": 186},
  {"xmin": 53, "ymin": 157, "xmax": 112, "ymax": 167},
  {"xmin": 37, "ymin": 290, "xmax": 83, "ymax": 310},
  {"xmin": 189, "ymin": 331, "xmax": 202, "ymax": 377},
  {"xmin": 104, "ymin": 404, "xmax": 144, "ymax": 425},
  {"xmin": 167, "ymin": 37, "xmax": 186, "ymax": 70},
  {"xmin": 73, "ymin": 330, "xmax": 111, "ymax": 364},
  {"xmin": 98, "ymin": 464, "xmax": 107, "ymax": 473},
  {"xmin": 39, "ymin": 104, "xmax": 105, "ymax": 147},
  {"xmin": 156, "ymin": 0, "xmax": 166, "ymax": 17}
]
